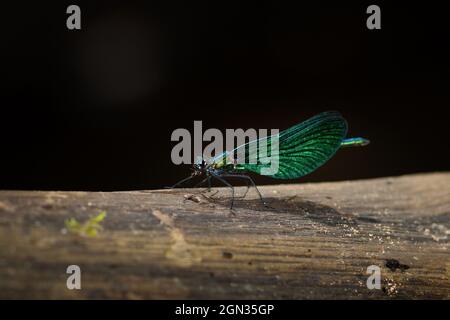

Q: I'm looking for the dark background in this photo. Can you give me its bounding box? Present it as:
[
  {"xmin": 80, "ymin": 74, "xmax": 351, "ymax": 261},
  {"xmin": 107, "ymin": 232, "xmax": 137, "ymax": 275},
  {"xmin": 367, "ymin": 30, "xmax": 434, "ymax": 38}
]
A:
[{"xmin": 1, "ymin": 1, "xmax": 449, "ymax": 191}]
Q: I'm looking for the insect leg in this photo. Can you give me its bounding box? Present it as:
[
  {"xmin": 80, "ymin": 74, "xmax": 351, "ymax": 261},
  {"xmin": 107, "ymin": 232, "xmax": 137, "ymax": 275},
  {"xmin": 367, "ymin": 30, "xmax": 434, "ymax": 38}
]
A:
[
  {"xmin": 194, "ymin": 176, "xmax": 217, "ymax": 197},
  {"xmin": 207, "ymin": 175, "xmax": 212, "ymax": 192},
  {"xmin": 210, "ymin": 173, "xmax": 235, "ymax": 210},
  {"xmin": 194, "ymin": 177, "xmax": 209, "ymax": 188},
  {"xmin": 239, "ymin": 180, "xmax": 251, "ymax": 198},
  {"xmin": 230, "ymin": 180, "xmax": 250, "ymax": 198},
  {"xmin": 169, "ymin": 174, "xmax": 195, "ymax": 188},
  {"xmin": 203, "ymin": 176, "xmax": 220, "ymax": 198},
  {"xmin": 220, "ymin": 174, "xmax": 267, "ymax": 207}
]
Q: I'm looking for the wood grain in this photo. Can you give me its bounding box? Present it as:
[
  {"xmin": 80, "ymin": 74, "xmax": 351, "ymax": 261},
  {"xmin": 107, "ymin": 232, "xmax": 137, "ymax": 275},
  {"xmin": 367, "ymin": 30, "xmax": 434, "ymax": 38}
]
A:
[{"xmin": 0, "ymin": 172, "xmax": 449, "ymax": 299}]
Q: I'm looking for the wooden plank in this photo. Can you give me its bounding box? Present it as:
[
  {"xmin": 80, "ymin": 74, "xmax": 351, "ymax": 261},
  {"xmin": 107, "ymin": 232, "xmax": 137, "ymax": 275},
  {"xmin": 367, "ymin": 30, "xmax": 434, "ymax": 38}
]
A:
[{"xmin": 0, "ymin": 172, "xmax": 449, "ymax": 299}]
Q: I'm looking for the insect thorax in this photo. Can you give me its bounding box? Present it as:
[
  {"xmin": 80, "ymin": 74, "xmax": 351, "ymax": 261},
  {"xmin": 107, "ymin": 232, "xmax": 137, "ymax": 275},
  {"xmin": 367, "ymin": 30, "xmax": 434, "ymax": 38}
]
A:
[{"xmin": 211, "ymin": 152, "xmax": 236, "ymax": 170}]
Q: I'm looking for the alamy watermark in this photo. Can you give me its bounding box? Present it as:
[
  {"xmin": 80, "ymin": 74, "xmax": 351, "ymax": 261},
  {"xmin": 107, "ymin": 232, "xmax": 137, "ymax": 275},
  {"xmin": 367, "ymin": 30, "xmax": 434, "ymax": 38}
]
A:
[
  {"xmin": 171, "ymin": 121, "xmax": 280, "ymax": 175},
  {"xmin": 366, "ymin": 265, "xmax": 381, "ymax": 290},
  {"xmin": 66, "ymin": 265, "xmax": 81, "ymax": 290}
]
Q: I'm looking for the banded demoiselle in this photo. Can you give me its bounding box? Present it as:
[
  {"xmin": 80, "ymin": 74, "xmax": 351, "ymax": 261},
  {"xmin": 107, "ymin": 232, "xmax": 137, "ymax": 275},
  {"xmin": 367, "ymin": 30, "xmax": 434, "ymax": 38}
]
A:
[{"xmin": 171, "ymin": 111, "xmax": 369, "ymax": 209}]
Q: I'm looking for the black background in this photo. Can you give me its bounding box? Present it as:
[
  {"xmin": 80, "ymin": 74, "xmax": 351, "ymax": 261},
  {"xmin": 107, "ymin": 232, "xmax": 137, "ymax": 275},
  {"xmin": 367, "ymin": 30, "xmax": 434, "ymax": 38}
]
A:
[
  {"xmin": 1, "ymin": 1, "xmax": 449, "ymax": 191},
  {"xmin": 0, "ymin": 300, "xmax": 439, "ymax": 319}
]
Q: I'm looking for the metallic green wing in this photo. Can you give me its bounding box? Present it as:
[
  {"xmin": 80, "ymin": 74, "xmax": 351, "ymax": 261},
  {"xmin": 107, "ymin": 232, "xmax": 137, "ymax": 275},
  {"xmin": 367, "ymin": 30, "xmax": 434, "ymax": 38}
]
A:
[{"xmin": 231, "ymin": 111, "xmax": 348, "ymax": 179}]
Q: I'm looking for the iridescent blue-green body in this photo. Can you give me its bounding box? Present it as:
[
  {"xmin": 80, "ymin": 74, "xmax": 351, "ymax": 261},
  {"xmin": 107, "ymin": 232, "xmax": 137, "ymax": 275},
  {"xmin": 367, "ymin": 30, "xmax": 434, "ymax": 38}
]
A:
[
  {"xmin": 171, "ymin": 111, "xmax": 369, "ymax": 209},
  {"xmin": 209, "ymin": 111, "xmax": 369, "ymax": 179}
]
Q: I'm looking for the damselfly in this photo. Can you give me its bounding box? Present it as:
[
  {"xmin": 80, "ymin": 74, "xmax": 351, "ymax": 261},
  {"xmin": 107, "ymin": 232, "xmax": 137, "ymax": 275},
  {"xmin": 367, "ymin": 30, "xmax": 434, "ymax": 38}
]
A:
[{"xmin": 171, "ymin": 111, "xmax": 369, "ymax": 209}]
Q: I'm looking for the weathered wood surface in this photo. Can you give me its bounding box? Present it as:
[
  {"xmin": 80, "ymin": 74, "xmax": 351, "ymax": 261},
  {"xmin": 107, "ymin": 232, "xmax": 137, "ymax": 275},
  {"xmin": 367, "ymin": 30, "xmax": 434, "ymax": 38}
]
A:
[{"xmin": 0, "ymin": 172, "xmax": 449, "ymax": 299}]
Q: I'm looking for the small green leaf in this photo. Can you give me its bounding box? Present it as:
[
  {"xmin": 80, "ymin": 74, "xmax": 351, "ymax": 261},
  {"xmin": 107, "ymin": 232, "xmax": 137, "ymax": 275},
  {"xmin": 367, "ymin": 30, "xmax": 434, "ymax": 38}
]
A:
[
  {"xmin": 90, "ymin": 211, "xmax": 107, "ymax": 223},
  {"xmin": 65, "ymin": 218, "xmax": 80, "ymax": 230},
  {"xmin": 64, "ymin": 211, "xmax": 107, "ymax": 237}
]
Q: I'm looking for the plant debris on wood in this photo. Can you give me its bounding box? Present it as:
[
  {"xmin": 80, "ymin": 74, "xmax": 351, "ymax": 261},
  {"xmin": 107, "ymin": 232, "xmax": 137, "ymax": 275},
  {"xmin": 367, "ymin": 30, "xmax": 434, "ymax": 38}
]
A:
[{"xmin": 64, "ymin": 211, "xmax": 107, "ymax": 237}]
